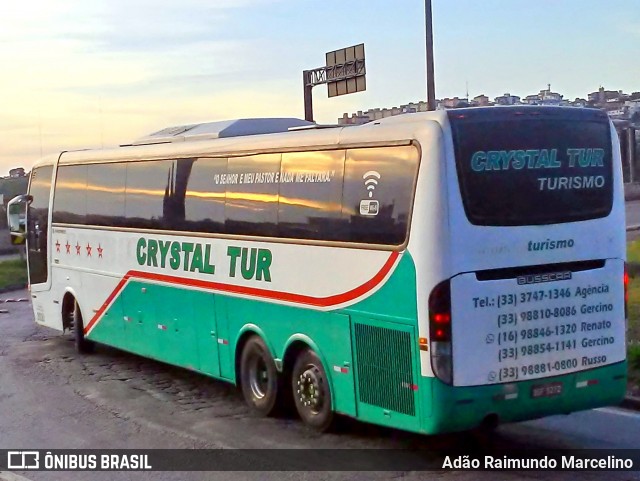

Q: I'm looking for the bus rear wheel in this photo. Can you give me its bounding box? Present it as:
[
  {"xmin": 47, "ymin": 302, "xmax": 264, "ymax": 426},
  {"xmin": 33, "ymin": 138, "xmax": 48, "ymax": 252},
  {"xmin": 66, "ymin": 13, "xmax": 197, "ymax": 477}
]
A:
[
  {"xmin": 291, "ymin": 348, "xmax": 334, "ymax": 432},
  {"xmin": 240, "ymin": 336, "xmax": 279, "ymax": 416},
  {"xmin": 73, "ymin": 300, "xmax": 95, "ymax": 354}
]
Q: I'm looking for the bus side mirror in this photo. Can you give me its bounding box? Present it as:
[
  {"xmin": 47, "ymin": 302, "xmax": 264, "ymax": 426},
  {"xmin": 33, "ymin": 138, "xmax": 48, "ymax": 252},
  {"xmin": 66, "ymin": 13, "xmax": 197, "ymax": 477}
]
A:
[{"xmin": 7, "ymin": 194, "xmax": 31, "ymax": 245}]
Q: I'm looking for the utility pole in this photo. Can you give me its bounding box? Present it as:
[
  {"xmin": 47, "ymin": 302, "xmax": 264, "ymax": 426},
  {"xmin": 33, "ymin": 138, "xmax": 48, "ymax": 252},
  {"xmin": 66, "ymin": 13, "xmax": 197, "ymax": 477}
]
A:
[
  {"xmin": 303, "ymin": 71, "xmax": 314, "ymax": 122},
  {"xmin": 425, "ymin": 0, "xmax": 436, "ymax": 111},
  {"xmin": 628, "ymin": 127, "xmax": 636, "ymax": 183}
]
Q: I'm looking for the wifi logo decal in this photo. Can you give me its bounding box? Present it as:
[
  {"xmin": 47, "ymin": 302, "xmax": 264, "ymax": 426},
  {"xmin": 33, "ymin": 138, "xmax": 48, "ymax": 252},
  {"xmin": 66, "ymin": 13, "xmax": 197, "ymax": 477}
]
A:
[
  {"xmin": 359, "ymin": 171, "xmax": 381, "ymax": 217},
  {"xmin": 363, "ymin": 171, "xmax": 381, "ymax": 198}
]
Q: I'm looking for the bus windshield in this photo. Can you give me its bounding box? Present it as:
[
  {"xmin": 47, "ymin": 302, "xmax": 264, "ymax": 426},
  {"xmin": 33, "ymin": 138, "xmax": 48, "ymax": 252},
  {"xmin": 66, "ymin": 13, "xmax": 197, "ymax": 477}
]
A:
[{"xmin": 449, "ymin": 107, "xmax": 613, "ymax": 226}]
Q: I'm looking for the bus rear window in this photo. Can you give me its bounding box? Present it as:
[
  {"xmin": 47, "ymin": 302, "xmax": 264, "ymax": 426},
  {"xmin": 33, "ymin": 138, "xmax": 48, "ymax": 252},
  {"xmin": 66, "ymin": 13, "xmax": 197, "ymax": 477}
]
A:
[{"xmin": 448, "ymin": 108, "xmax": 613, "ymax": 226}]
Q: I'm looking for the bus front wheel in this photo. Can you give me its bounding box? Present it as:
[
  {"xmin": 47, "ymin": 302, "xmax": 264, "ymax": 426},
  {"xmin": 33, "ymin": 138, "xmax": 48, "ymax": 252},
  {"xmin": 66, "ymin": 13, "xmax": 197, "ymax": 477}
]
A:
[
  {"xmin": 73, "ymin": 300, "xmax": 95, "ymax": 354},
  {"xmin": 240, "ymin": 336, "xmax": 280, "ymax": 416},
  {"xmin": 291, "ymin": 348, "xmax": 334, "ymax": 432}
]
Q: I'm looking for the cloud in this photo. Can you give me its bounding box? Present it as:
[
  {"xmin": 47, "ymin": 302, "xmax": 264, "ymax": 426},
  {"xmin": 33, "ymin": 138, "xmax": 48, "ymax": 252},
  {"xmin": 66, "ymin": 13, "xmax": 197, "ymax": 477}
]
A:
[
  {"xmin": 0, "ymin": 82, "xmax": 303, "ymax": 174},
  {"xmin": 0, "ymin": 0, "xmax": 288, "ymax": 174}
]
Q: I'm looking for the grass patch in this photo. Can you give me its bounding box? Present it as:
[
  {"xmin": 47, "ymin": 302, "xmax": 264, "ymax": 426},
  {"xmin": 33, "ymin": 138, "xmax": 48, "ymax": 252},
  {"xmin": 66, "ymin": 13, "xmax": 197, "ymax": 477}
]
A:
[
  {"xmin": 629, "ymin": 345, "xmax": 640, "ymax": 370},
  {"xmin": 0, "ymin": 258, "xmax": 27, "ymax": 289},
  {"xmin": 628, "ymin": 239, "xmax": 640, "ymax": 264},
  {"xmin": 627, "ymin": 240, "xmax": 640, "ymax": 395},
  {"xmin": 627, "ymin": 276, "xmax": 640, "ymax": 343},
  {"xmin": 628, "ymin": 345, "xmax": 640, "ymax": 395}
]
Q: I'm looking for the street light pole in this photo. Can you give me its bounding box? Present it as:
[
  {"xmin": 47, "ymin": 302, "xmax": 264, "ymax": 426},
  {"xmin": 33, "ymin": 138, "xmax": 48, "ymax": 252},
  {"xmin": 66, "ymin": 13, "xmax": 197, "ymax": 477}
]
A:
[{"xmin": 425, "ymin": 0, "xmax": 436, "ymax": 111}]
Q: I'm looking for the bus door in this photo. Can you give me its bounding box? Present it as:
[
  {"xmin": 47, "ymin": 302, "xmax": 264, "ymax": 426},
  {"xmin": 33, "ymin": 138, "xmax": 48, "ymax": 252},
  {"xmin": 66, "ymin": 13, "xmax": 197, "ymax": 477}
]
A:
[{"xmin": 26, "ymin": 165, "xmax": 54, "ymax": 291}]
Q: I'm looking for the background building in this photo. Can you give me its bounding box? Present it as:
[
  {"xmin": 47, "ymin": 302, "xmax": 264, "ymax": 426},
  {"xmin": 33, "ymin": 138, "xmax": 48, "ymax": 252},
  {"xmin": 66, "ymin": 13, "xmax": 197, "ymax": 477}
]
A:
[
  {"xmin": 494, "ymin": 93, "xmax": 520, "ymax": 105},
  {"xmin": 338, "ymin": 85, "xmax": 640, "ymax": 126}
]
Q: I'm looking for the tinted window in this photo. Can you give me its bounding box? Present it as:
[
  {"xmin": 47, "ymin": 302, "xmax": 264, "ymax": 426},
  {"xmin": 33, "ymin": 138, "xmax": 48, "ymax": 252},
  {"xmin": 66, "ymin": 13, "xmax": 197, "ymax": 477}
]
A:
[
  {"xmin": 45, "ymin": 147, "xmax": 418, "ymax": 247},
  {"xmin": 449, "ymin": 107, "xmax": 614, "ymax": 226},
  {"xmin": 29, "ymin": 166, "xmax": 53, "ymax": 212},
  {"xmin": 52, "ymin": 165, "xmax": 87, "ymax": 224},
  {"xmin": 183, "ymin": 157, "xmax": 227, "ymax": 233},
  {"xmin": 278, "ymin": 150, "xmax": 347, "ymax": 240},
  {"xmin": 225, "ymin": 154, "xmax": 280, "ymax": 236},
  {"xmin": 167, "ymin": 158, "xmax": 195, "ymax": 229},
  {"xmin": 86, "ymin": 163, "xmax": 126, "ymax": 226},
  {"xmin": 125, "ymin": 160, "xmax": 176, "ymax": 229},
  {"xmin": 343, "ymin": 146, "xmax": 419, "ymax": 245},
  {"xmin": 27, "ymin": 165, "xmax": 53, "ymax": 284}
]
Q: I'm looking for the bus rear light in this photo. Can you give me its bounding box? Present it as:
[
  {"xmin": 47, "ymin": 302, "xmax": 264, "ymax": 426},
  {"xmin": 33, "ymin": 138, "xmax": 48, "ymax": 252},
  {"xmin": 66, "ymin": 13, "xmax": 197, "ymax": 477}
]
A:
[
  {"xmin": 429, "ymin": 280, "xmax": 451, "ymax": 342},
  {"xmin": 624, "ymin": 263, "xmax": 629, "ymax": 319},
  {"xmin": 418, "ymin": 337, "xmax": 429, "ymax": 352},
  {"xmin": 429, "ymin": 280, "xmax": 453, "ymax": 384},
  {"xmin": 433, "ymin": 313, "xmax": 450, "ymax": 324}
]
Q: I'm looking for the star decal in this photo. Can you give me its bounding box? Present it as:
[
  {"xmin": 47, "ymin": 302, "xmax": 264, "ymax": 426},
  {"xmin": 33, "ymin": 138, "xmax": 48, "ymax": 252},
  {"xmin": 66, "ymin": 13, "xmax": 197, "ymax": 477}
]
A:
[
  {"xmin": 86, "ymin": 243, "xmax": 92, "ymax": 257},
  {"xmin": 75, "ymin": 242, "xmax": 81, "ymax": 255},
  {"xmin": 97, "ymin": 244, "xmax": 104, "ymax": 258},
  {"xmin": 55, "ymin": 240, "xmax": 61, "ymax": 253},
  {"xmin": 65, "ymin": 241, "xmax": 71, "ymax": 254}
]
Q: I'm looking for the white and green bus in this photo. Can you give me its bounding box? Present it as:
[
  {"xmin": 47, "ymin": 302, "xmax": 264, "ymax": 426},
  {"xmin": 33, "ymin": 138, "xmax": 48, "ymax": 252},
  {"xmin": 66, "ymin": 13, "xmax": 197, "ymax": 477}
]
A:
[{"xmin": 8, "ymin": 106, "xmax": 627, "ymax": 434}]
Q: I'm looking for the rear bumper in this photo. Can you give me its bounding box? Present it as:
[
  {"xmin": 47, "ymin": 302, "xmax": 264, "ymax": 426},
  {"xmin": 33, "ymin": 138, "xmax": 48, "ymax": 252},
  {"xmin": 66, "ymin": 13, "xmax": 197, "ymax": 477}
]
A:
[{"xmin": 421, "ymin": 361, "xmax": 627, "ymax": 434}]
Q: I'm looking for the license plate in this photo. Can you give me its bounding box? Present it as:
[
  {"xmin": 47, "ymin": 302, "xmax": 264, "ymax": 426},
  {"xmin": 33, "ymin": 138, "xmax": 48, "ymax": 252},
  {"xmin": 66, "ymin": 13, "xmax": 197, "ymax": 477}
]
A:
[{"xmin": 531, "ymin": 382, "xmax": 563, "ymax": 399}]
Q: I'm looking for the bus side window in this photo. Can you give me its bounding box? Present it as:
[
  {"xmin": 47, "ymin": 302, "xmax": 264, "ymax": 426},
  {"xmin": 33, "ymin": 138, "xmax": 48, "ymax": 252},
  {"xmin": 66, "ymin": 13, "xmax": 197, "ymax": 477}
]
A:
[
  {"xmin": 86, "ymin": 163, "xmax": 126, "ymax": 227},
  {"xmin": 183, "ymin": 157, "xmax": 227, "ymax": 234},
  {"xmin": 343, "ymin": 146, "xmax": 419, "ymax": 246},
  {"xmin": 125, "ymin": 160, "xmax": 176, "ymax": 230},
  {"xmin": 278, "ymin": 150, "xmax": 347, "ymax": 241},
  {"xmin": 52, "ymin": 165, "xmax": 88, "ymax": 225},
  {"xmin": 225, "ymin": 154, "xmax": 280, "ymax": 237}
]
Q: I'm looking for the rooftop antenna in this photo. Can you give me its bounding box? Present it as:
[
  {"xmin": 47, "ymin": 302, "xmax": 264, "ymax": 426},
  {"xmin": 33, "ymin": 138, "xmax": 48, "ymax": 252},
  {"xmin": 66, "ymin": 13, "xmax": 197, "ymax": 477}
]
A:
[
  {"xmin": 38, "ymin": 108, "xmax": 43, "ymax": 159},
  {"xmin": 99, "ymin": 96, "xmax": 104, "ymax": 149}
]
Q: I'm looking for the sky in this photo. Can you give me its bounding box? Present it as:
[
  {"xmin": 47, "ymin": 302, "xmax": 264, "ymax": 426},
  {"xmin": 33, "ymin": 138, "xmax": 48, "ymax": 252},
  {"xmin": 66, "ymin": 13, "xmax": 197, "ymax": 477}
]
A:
[{"xmin": 1, "ymin": 0, "xmax": 639, "ymax": 176}]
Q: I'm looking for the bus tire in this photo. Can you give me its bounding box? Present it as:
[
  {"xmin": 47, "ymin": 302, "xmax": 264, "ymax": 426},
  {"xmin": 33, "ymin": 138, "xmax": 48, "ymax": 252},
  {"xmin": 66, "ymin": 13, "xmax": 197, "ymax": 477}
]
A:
[
  {"xmin": 240, "ymin": 336, "xmax": 280, "ymax": 417},
  {"xmin": 291, "ymin": 348, "xmax": 334, "ymax": 432},
  {"xmin": 73, "ymin": 300, "xmax": 95, "ymax": 354}
]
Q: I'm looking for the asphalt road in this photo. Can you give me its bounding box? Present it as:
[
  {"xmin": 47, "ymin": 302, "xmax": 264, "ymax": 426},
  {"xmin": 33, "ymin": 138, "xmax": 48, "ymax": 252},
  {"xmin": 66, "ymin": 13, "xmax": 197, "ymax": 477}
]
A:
[{"xmin": 1, "ymin": 290, "xmax": 640, "ymax": 481}]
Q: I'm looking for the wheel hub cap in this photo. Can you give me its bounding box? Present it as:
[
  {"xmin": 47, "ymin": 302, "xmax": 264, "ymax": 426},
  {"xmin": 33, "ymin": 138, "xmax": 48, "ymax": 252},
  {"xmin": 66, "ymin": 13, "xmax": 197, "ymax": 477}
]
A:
[{"xmin": 297, "ymin": 368, "xmax": 323, "ymax": 412}]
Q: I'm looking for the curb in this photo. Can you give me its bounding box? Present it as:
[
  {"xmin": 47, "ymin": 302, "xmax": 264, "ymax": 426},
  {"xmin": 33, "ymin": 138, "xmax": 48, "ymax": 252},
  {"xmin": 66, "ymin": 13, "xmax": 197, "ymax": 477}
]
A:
[
  {"xmin": 0, "ymin": 472, "xmax": 34, "ymax": 481},
  {"xmin": 624, "ymin": 183, "xmax": 640, "ymax": 202},
  {"xmin": 628, "ymin": 224, "xmax": 640, "ymax": 232}
]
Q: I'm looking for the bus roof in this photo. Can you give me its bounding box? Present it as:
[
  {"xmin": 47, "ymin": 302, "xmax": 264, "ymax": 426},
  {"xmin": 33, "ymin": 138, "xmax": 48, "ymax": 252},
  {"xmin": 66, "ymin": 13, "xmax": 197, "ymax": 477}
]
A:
[
  {"xmin": 57, "ymin": 112, "xmax": 444, "ymax": 165},
  {"xmin": 126, "ymin": 118, "xmax": 315, "ymax": 146},
  {"xmin": 43, "ymin": 106, "xmax": 611, "ymax": 168}
]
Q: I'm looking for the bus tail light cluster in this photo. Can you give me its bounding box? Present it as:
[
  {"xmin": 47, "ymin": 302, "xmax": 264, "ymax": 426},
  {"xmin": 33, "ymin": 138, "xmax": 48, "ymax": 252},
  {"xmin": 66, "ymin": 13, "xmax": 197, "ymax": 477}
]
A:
[
  {"xmin": 429, "ymin": 280, "xmax": 452, "ymax": 384},
  {"xmin": 624, "ymin": 263, "xmax": 629, "ymax": 319}
]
